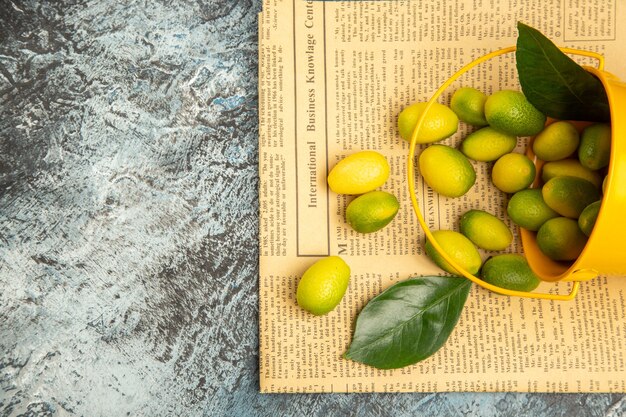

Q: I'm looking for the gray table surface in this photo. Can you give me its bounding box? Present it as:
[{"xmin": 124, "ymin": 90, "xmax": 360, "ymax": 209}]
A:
[{"xmin": 1, "ymin": 1, "xmax": 625, "ymax": 416}]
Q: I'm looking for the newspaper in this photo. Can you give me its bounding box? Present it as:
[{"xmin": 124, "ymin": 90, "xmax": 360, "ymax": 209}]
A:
[{"xmin": 258, "ymin": 0, "xmax": 626, "ymax": 393}]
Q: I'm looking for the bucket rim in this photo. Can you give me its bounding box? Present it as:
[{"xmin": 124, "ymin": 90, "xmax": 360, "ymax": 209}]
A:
[{"xmin": 407, "ymin": 45, "xmax": 605, "ymax": 300}]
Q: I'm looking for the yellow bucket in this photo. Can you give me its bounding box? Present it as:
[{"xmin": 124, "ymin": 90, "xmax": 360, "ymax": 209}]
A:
[{"xmin": 408, "ymin": 46, "xmax": 626, "ymax": 301}]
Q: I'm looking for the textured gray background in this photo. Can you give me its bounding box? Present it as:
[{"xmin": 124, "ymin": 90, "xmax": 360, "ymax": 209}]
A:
[{"xmin": 1, "ymin": 1, "xmax": 625, "ymax": 416}]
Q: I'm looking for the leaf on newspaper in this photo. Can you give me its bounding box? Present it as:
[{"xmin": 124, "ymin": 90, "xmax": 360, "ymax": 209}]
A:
[
  {"xmin": 516, "ymin": 22, "xmax": 610, "ymax": 122},
  {"xmin": 344, "ymin": 276, "xmax": 471, "ymax": 369}
]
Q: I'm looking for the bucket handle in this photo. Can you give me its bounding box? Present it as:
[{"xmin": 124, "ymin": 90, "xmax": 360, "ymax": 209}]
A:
[{"xmin": 408, "ymin": 46, "xmax": 604, "ymax": 300}]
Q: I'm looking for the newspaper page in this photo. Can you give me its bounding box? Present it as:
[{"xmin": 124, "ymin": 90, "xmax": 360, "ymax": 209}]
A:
[{"xmin": 258, "ymin": 0, "xmax": 626, "ymax": 393}]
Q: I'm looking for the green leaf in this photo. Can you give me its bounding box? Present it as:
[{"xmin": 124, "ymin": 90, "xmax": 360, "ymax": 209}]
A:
[
  {"xmin": 344, "ymin": 276, "xmax": 471, "ymax": 369},
  {"xmin": 516, "ymin": 22, "xmax": 610, "ymax": 122}
]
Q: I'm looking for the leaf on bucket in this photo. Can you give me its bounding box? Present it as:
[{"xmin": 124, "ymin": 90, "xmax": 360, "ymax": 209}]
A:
[
  {"xmin": 344, "ymin": 276, "xmax": 472, "ymax": 369},
  {"xmin": 516, "ymin": 22, "xmax": 610, "ymax": 122}
]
